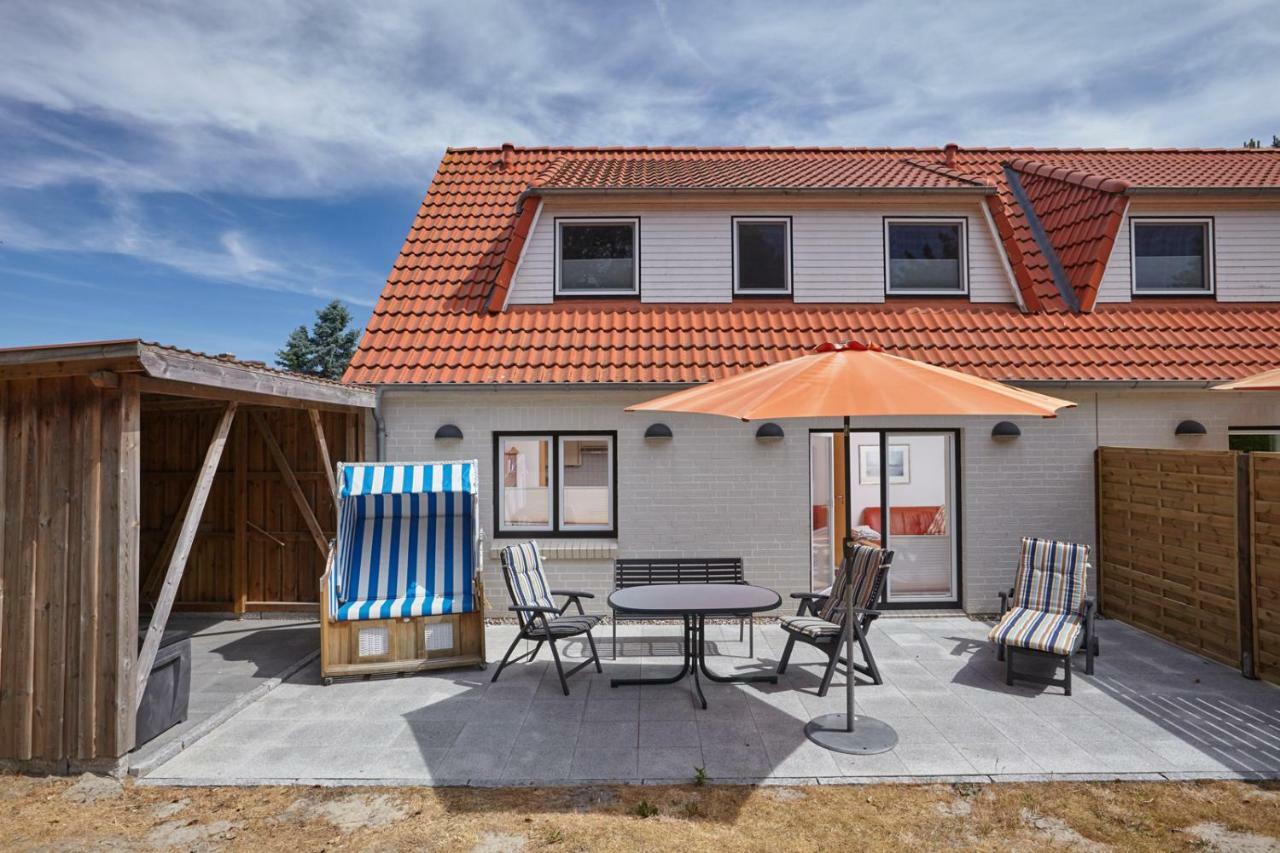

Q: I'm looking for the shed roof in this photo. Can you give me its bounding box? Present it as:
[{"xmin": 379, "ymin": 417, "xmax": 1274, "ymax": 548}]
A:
[{"xmin": 0, "ymin": 339, "xmax": 375, "ymax": 410}]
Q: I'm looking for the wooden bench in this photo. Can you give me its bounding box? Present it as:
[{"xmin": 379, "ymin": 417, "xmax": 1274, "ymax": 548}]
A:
[{"xmin": 611, "ymin": 557, "xmax": 754, "ymax": 659}]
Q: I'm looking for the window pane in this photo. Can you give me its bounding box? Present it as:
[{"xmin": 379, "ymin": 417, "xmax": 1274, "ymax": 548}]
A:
[
  {"xmin": 1229, "ymin": 432, "xmax": 1280, "ymax": 453},
  {"xmin": 561, "ymin": 437, "xmax": 611, "ymax": 527},
  {"xmin": 501, "ymin": 437, "xmax": 551, "ymax": 529},
  {"xmin": 1134, "ymin": 223, "xmax": 1207, "ymax": 291},
  {"xmin": 888, "ymin": 223, "xmax": 962, "ymax": 292},
  {"xmin": 737, "ymin": 221, "xmax": 788, "ymax": 291},
  {"xmin": 560, "ymin": 223, "xmax": 635, "ymax": 292}
]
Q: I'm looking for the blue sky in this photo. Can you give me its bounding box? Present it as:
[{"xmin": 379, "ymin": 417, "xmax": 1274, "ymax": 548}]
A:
[{"xmin": 2, "ymin": 1, "xmax": 1278, "ymax": 362}]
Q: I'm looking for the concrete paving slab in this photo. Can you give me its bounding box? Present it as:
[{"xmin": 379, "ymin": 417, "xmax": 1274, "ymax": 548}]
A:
[{"xmin": 144, "ymin": 616, "xmax": 1280, "ymax": 787}]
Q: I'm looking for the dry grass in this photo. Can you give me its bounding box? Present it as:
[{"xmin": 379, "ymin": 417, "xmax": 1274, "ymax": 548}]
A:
[{"xmin": 2, "ymin": 773, "xmax": 1278, "ymax": 851}]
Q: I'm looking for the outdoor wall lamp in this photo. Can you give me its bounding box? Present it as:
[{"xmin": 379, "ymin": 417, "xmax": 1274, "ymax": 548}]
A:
[
  {"xmin": 1175, "ymin": 419, "xmax": 1207, "ymax": 436},
  {"xmin": 991, "ymin": 421, "xmax": 1021, "ymax": 440},
  {"xmin": 755, "ymin": 422, "xmax": 785, "ymax": 441},
  {"xmin": 644, "ymin": 423, "xmax": 673, "ymax": 440},
  {"xmin": 434, "ymin": 424, "xmax": 464, "ymax": 440}
]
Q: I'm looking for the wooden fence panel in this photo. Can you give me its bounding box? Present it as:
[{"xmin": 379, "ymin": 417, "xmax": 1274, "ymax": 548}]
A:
[
  {"xmin": 140, "ymin": 405, "xmax": 358, "ymax": 611},
  {"xmin": 1098, "ymin": 446, "xmax": 1241, "ymax": 668},
  {"xmin": 1250, "ymin": 452, "xmax": 1280, "ymax": 684}
]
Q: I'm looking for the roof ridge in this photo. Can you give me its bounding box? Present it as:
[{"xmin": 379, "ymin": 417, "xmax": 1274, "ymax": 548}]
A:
[
  {"xmin": 446, "ymin": 144, "xmax": 1280, "ymax": 155},
  {"xmin": 1006, "ymin": 157, "xmax": 1131, "ymax": 193}
]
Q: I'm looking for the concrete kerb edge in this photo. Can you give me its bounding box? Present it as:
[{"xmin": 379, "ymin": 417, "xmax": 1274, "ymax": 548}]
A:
[
  {"xmin": 129, "ymin": 649, "xmax": 321, "ymax": 778},
  {"xmin": 133, "ymin": 768, "xmax": 1280, "ymax": 788}
]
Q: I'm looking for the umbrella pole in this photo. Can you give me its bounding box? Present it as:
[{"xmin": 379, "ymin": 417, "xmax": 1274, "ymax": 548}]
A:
[
  {"xmin": 804, "ymin": 416, "xmax": 897, "ymax": 755},
  {"xmin": 844, "ymin": 416, "xmax": 855, "ymax": 733}
]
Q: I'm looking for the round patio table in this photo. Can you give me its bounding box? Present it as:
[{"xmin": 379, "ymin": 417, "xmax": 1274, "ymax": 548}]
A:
[{"xmin": 608, "ymin": 583, "xmax": 780, "ymax": 709}]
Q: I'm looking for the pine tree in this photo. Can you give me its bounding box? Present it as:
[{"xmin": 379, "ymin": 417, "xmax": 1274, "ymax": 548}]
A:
[
  {"xmin": 276, "ymin": 325, "xmax": 314, "ymax": 373},
  {"xmin": 310, "ymin": 301, "xmax": 360, "ymax": 380},
  {"xmin": 1243, "ymin": 135, "xmax": 1280, "ymax": 148},
  {"xmin": 274, "ymin": 301, "xmax": 359, "ymax": 379}
]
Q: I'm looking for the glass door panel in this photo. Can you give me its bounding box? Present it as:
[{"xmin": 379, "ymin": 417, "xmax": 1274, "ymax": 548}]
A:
[
  {"xmin": 809, "ymin": 433, "xmax": 837, "ymax": 591},
  {"xmin": 810, "ymin": 431, "xmax": 882, "ymax": 592},
  {"xmin": 882, "ymin": 432, "xmax": 957, "ymax": 602}
]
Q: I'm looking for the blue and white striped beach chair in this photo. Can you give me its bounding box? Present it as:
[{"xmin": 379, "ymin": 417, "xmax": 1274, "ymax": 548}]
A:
[{"xmin": 320, "ymin": 461, "xmax": 486, "ymax": 682}]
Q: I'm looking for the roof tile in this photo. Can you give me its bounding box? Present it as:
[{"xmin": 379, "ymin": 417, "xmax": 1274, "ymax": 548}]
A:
[{"xmin": 349, "ymin": 146, "xmax": 1280, "ymax": 386}]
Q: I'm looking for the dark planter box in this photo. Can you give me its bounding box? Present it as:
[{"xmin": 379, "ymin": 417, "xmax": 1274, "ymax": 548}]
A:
[{"xmin": 134, "ymin": 628, "xmax": 192, "ymax": 748}]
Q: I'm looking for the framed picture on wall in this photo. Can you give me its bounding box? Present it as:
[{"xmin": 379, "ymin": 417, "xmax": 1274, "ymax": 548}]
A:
[{"xmin": 858, "ymin": 444, "xmax": 910, "ymax": 485}]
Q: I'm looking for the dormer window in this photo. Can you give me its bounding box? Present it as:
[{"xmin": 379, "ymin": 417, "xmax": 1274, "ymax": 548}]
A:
[
  {"xmin": 1131, "ymin": 218, "xmax": 1213, "ymax": 295},
  {"xmin": 884, "ymin": 218, "xmax": 968, "ymax": 295},
  {"xmin": 556, "ymin": 218, "xmax": 639, "ymax": 296},
  {"xmin": 733, "ymin": 217, "xmax": 792, "ymax": 295}
]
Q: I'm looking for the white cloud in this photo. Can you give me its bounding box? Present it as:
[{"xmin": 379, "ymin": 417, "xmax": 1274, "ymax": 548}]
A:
[
  {"xmin": 3, "ymin": 0, "xmax": 1276, "ymax": 200},
  {"xmin": 1, "ymin": 0, "xmax": 1278, "ymax": 297}
]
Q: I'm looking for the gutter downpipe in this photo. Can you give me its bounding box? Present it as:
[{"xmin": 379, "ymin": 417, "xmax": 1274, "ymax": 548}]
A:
[{"xmin": 373, "ymin": 386, "xmax": 388, "ymax": 462}]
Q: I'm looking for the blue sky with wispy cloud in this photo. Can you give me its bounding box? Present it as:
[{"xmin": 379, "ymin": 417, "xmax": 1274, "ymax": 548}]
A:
[{"xmin": 2, "ymin": 0, "xmax": 1278, "ymax": 361}]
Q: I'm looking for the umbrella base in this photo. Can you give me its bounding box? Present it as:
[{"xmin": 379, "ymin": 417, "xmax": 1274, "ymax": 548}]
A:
[{"xmin": 804, "ymin": 713, "xmax": 898, "ymax": 755}]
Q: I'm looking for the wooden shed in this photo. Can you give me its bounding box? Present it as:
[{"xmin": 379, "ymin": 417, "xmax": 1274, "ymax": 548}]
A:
[{"xmin": 0, "ymin": 340, "xmax": 374, "ymax": 772}]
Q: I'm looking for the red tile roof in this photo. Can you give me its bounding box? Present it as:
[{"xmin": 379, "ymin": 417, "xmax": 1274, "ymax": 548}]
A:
[
  {"xmin": 347, "ymin": 146, "xmax": 1280, "ymax": 387},
  {"xmin": 349, "ymin": 300, "xmax": 1280, "ymax": 385},
  {"xmin": 1009, "ymin": 159, "xmax": 1130, "ymax": 313},
  {"xmin": 534, "ymin": 153, "xmax": 991, "ymax": 191}
]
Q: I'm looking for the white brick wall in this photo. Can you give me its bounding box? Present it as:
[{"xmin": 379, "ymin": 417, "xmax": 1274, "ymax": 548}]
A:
[{"xmin": 373, "ymin": 386, "xmax": 1280, "ymax": 616}]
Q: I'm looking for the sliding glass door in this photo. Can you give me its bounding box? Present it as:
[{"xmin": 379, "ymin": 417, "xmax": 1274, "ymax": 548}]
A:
[{"xmin": 810, "ymin": 429, "xmax": 960, "ymax": 607}]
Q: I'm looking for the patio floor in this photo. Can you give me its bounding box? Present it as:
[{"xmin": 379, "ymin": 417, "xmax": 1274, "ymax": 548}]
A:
[
  {"xmin": 129, "ymin": 616, "xmax": 319, "ymax": 775},
  {"xmin": 142, "ymin": 616, "xmax": 1280, "ymax": 786}
]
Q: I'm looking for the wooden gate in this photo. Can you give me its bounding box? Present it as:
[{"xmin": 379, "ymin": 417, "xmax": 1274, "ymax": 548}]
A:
[{"xmin": 1096, "ymin": 447, "xmax": 1244, "ymax": 670}]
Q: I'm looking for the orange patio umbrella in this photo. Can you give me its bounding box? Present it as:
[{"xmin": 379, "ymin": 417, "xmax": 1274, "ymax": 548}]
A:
[
  {"xmin": 626, "ymin": 340, "xmax": 1076, "ymax": 756},
  {"xmin": 1214, "ymin": 368, "xmax": 1280, "ymax": 391},
  {"xmin": 628, "ymin": 340, "xmax": 1075, "ymax": 421}
]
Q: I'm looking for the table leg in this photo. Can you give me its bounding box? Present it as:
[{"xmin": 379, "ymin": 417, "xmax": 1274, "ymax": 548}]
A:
[
  {"xmin": 688, "ymin": 615, "xmax": 707, "ymax": 709},
  {"xmin": 696, "ymin": 614, "xmax": 778, "ymax": 685},
  {"xmin": 609, "ymin": 613, "xmax": 692, "ymax": 688}
]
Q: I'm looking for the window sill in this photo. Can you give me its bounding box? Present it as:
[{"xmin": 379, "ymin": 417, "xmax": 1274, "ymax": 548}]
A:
[{"xmin": 489, "ymin": 538, "xmax": 618, "ymax": 561}]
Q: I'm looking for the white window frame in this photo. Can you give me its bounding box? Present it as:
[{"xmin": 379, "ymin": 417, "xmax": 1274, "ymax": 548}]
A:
[
  {"xmin": 732, "ymin": 216, "xmax": 792, "ymax": 295},
  {"xmin": 1129, "ymin": 217, "xmax": 1215, "ymax": 296},
  {"xmin": 883, "ymin": 217, "xmax": 969, "ymax": 296},
  {"xmin": 497, "ymin": 434, "xmax": 554, "ymax": 534},
  {"xmin": 554, "ymin": 218, "xmax": 640, "ymax": 297},
  {"xmin": 556, "ymin": 434, "xmax": 615, "ymax": 533}
]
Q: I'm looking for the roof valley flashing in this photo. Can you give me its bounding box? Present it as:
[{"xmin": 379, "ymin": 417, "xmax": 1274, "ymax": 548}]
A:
[{"xmin": 1002, "ymin": 165, "xmax": 1081, "ymax": 314}]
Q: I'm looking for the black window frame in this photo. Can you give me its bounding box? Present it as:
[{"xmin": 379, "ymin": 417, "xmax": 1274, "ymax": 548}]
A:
[
  {"xmin": 732, "ymin": 215, "xmax": 793, "ymax": 296},
  {"xmin": 882, "ymin": 216, "xmax": 970, "ymax": 297},
  {"xmin": 493, "ymin": 430, "xmax": 619, "ymax": 538},
  {"xmin": 554, "ymin": 217, "xmax": 641, "ymax": 298},
  {"xmin": 1129, "ymin": 216, "xmax": 1215, "ymax": 297}
]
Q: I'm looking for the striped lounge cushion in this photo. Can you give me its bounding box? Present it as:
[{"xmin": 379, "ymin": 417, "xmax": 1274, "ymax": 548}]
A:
[
  {"xmin": 988, "ymin": 607, "xmax": 1083, "ymax": 656},
  {"xmin": 781, "ymin": 616, "xmax": 842, "ymax": 640},
  {"xmin": 1012, "ymin": 537, "xmax": 1089, "ymax": 616},
  {"xmin": 501, "ymin": 541, "xmax": 556, "ymax": 611}
]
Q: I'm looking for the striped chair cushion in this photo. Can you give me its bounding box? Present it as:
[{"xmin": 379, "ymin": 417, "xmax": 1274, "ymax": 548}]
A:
[
  {"xmin": 988, "ymin": 606, "xmax": 1083, "ymax": 656},
  {"xmin": 1013, "ymin": 537, "xmax": 1089, "ymax": 617},
  {"xmin": 526, "ymin": 615, "xmax": 602, "ymax": 637},
  {"xmin": 501, "ymin": 541, "xmax": 556, "ymax": 611},
  {"xmin": 819, "ymin": 544, "xmax": 885, "ymax": 625},
  {"xmin": 781, "ymin": 616, "xmax": 842, "ymax": 640}
]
